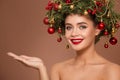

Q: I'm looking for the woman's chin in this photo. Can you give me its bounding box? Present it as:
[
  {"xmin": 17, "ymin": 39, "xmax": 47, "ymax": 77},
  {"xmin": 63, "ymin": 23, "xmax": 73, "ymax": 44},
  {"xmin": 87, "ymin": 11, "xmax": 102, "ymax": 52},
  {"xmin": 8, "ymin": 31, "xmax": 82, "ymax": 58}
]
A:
[{"xmin": 71, "ymin": 45, "xmax": 83, "ymax": 51}]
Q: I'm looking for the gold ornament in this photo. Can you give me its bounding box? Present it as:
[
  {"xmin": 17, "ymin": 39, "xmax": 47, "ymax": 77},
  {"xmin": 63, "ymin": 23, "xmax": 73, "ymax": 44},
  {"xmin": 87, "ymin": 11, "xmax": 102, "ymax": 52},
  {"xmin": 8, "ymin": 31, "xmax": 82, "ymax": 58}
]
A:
[
  {"xmin": 70, "ymin": 5, "xmax": 74, "ymax": 9},
  {"xmin": 66, "ymin": 44, "xmax": 69, "ymax": 49},
  {"xmin": 84, "ymin": 10, "xmax": 88, "ymax": 15},
  {"xmin": 50, "ymin": 18, "xmax": 55, "ymax": 24},
  {"xmin": 58, "ymin": 4, "xmax": 62, "ymax": 9},
  {"xmin": 93, "ymin": 0, "xmax": 96, "ymax": 4},
  {"xmin": 112, "ymin": 27, "xmax": 115, "ymax": 33},
  {"xmin": 107, "ymin": 10, "xmax": 111, "ymax": 18}
]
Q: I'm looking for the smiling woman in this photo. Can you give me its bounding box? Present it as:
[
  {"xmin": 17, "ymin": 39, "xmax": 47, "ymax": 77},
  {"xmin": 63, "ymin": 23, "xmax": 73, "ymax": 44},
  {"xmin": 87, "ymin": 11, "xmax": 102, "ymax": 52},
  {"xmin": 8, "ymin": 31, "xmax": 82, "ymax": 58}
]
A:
[
  {"xmin": 6, "ymin": 0, "xmax": 120, "ymax": 80},
  {"xmin": 65, "ymin": 14, "xmax": 100, "ymax": 51}
]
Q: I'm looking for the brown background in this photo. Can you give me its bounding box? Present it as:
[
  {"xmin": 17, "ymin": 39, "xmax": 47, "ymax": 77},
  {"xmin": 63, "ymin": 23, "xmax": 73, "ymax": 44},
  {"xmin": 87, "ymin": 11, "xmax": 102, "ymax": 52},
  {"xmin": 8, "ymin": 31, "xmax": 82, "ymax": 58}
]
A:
[{"xmin": 0, "ymin": 0, "xmax": 120, "ymax": 80}]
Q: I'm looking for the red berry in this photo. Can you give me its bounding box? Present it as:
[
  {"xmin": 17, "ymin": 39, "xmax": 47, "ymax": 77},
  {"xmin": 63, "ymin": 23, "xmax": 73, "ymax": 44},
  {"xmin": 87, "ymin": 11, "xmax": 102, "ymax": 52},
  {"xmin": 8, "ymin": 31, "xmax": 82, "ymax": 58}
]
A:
[
  {"xmin": 54, "ymin": 3, "xmax": 59, "ymax": 10},
  {"xmin": 98, "ymin": 22, "xmax": 105, "ymax": 30},
  {"xmin": 92, "ymin": 9, "xmax": 97, "ymax": 15},
  {"xmin": 109, "ymin": 37, "xmax": 117, "ymax": 45},
  {"xmin": 65, "ymin": 0, "xmax": 71, "ymax": 4},
  {"xmin": 96, "ymin": 1, "xmax": 102, "ymax": 7},
  {"xmin": 48, "ymin": 1, "xmax": 53, "ymax": 6},
  {"xmin": 45, "ymin": 1, "xmax": 53, "ymax": 10},
  {"xmin": 48, "ymin": 27, "xmax": 55, "ymax": 34},
  {"xmin": 45, "ymin": 6, "xmax": 53, "ymax": 10},
  {"xmin": 43, "ymin": 17, "xmax": 49, "ymax": 25},
  {"xmin": 87, "ymin": 9, "xmax": 92, "ymax": 14}
]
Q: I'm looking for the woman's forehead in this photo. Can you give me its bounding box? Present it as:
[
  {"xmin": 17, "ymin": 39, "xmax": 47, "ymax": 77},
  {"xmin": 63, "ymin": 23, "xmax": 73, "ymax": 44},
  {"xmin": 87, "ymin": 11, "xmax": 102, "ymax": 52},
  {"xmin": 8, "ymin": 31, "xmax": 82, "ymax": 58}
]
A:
[{"xmin": 65, "ymin": 14, "xmax": 92, "ymax": 23}]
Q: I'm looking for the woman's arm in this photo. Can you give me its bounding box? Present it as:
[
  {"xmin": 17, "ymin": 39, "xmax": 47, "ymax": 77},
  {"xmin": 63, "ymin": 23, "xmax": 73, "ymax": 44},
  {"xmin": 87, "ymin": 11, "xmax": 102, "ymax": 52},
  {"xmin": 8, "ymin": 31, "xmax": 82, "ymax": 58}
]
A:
[{"xmin": 7, "ymin": 52, "xmax": 49, "ymax": 80}]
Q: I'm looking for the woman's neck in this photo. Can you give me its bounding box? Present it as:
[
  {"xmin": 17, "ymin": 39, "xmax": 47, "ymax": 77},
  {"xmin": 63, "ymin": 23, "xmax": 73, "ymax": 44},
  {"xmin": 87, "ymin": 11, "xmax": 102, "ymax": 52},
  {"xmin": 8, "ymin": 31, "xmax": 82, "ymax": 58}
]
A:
[{"xmin": 74, "ymin": 45, "xmax": 99, "ymax": 65}]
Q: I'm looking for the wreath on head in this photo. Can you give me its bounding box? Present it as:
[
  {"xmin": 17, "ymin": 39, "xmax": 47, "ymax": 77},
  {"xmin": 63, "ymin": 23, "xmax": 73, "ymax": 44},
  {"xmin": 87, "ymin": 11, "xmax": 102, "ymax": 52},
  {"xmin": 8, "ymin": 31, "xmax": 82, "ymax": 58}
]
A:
[{"xmin": 43, "ymin": 0, "xmax": 120, "ymax": 48}]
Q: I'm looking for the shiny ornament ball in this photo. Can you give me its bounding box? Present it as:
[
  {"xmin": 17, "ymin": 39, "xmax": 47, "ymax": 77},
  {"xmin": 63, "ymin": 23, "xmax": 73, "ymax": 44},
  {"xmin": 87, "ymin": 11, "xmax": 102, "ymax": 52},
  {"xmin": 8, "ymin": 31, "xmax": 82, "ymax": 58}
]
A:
[
  {"xmin": 58, "ymin": 27, "xmax": 62, "ymax": 33},
  {"xmin": 109, "ymin": 37, "xmax": 117, "ymax": 45},
  {"xmin": 57, "ymin": 37, "xmax": 62, "ymax": 42},
  {"xmin": 104, "ymin": 43, "xmax": 109, "ymax": 48},
  {"xmin": 98, "ymin": 22, "xmax": 105, "ymax": 30},
  {"xmin": 43, "ymin": 17, "xmax": 49, "ymax": 25},
  {"xmin": 104, "ymin": 30, "xmax": 109, "ymax": 35},
  {"xmin": 48, "ymin": 27, "xmax": 55, "ymax": 34}
]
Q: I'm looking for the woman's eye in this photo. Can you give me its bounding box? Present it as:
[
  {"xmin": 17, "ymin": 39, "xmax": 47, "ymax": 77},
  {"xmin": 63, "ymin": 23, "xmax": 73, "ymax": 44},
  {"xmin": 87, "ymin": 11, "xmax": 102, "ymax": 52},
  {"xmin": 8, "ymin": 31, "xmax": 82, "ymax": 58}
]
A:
[
  {"xmin": 79, "ymin": 25, "xmax": 87, "ymax": 29},
  {"xmin": 65, "ymin": 26, "xmax": 72, "ymax": 30}
]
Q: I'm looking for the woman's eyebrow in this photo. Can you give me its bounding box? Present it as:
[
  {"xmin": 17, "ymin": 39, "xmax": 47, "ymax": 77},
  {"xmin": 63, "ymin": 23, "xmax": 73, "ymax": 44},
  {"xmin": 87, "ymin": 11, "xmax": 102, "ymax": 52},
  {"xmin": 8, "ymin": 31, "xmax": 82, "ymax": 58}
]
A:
[
  {"xmin": 77, "ymin": 22, "xmax": 88, "ymax": 25},
  {"xmin": 65, "ymin": 22, "xmax": 88, "ymax": 25},
  {"xmin": 65, "ymin": 23, "xmax": 72, "ymax": 25}
]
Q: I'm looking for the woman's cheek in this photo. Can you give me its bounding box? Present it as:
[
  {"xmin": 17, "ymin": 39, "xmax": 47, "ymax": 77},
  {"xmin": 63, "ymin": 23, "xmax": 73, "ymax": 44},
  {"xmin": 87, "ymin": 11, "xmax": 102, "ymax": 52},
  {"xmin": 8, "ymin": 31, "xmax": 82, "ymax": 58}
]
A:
[{"xmin": 65, "ymin": 31, "xmax": 71, "ymax": 38}]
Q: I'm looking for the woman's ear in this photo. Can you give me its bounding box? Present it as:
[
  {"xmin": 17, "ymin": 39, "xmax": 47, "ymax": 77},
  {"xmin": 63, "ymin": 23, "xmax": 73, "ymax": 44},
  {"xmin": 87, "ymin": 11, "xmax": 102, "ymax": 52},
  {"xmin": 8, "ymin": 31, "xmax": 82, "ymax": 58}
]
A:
[{"xmin": 95, "ymin": 27, "xmax": 101, "ymax": 36}]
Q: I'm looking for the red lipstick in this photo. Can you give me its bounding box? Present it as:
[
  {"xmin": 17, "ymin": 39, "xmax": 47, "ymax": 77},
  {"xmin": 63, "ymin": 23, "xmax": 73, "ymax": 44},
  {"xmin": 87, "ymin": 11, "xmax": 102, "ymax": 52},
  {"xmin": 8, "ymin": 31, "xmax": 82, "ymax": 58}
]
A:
[{"xmin": 70, "ymin": 38, "xmax": 83, "ymax": 45}]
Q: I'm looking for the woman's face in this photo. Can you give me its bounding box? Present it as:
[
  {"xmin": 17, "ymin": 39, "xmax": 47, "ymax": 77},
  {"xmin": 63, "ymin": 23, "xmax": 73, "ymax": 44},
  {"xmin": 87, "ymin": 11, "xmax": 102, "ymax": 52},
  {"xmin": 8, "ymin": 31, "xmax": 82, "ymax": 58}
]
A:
[{"xmin": 65, "ymin": 14, "xmax": 100, "ymax": 51}]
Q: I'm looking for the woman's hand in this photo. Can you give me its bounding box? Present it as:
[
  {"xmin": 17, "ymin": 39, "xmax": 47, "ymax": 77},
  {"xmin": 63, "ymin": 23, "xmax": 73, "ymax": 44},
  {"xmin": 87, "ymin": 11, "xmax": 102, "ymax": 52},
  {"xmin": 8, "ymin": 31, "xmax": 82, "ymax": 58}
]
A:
[
  {"xmin": 7, "ymin": 52, "xmax": 49, "ymax": 80},
  {"xmin": 7, "ymin": 52, "xmax": 44, "ymax": 69}
]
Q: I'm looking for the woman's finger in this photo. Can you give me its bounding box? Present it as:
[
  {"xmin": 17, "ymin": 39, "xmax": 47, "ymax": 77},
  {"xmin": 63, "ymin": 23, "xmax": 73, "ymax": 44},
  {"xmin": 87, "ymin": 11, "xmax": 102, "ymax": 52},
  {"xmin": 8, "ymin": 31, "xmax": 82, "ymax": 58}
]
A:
[
  {"xmin": 7, "ymin": 52, "xmax": 26, "ymax": 61},
  {"xmin": 20, "ymin": 55, "xmax": 31, "ymax": 60},
  {"xmin": 7, "ymin": 52, "xmax": 19, "ymax": 59}
]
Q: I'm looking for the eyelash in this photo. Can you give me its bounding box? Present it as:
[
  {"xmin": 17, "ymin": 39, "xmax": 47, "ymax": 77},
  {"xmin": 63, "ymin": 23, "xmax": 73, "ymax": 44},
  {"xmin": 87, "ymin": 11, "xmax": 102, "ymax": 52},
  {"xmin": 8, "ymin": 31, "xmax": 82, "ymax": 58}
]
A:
[
  {"xmin": 65, "ymin": 26, "xmax": 72, "ymax": 30},
  {"xmin": 79, "ymin": 25, "xmax": 87, "ymax": 29},
  {"xmin": 65, "ymin": 25, "xmax": 87, "ymax": 31}
]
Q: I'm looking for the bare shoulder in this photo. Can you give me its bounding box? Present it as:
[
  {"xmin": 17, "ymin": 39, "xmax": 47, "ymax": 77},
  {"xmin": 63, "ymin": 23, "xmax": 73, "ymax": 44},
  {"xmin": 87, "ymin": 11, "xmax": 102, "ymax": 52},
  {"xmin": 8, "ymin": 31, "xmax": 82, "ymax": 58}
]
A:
[
  {"xmin": 106, "ymin": 62, "xmax": 120, "ymax": 73},
  {"xmin": 104, "ymin": 62, "xmax": 120, "ymax": 80},
  {"xmin": 51, "ymin": 59, "xmax": 73, "ymax": 73}
]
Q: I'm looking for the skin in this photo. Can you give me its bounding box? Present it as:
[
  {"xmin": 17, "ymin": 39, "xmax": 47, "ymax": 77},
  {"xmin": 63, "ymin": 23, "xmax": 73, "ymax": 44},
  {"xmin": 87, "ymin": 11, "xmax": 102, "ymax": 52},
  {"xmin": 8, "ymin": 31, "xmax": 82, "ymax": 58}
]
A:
[{"xmin": 7, "ymin": 14, "xmax": 120, "ymax": 80}]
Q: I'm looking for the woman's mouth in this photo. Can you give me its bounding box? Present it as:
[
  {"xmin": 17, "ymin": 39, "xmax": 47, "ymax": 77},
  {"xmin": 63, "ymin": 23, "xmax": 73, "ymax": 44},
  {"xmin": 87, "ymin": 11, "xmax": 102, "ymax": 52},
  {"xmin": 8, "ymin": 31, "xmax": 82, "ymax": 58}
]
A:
[{"xmin": 70, "ymin": 38, "xmax": 83, "ymax": 45}]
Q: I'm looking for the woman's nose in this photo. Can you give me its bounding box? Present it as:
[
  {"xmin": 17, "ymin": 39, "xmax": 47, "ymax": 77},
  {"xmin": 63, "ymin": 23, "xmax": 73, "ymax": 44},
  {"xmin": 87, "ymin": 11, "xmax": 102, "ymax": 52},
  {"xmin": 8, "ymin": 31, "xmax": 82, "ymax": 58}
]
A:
[{"xmin": 71, "ymin": 28, "xmax": 80, "ymax": 37}]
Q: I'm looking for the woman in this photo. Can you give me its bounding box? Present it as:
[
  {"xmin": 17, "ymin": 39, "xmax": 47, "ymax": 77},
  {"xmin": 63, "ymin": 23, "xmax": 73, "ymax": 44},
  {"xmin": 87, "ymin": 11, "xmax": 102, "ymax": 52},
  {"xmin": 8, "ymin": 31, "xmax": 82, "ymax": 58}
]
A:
[{"xmin": 7, "ymin": 0, "xmax": 120, "ymax": 80}]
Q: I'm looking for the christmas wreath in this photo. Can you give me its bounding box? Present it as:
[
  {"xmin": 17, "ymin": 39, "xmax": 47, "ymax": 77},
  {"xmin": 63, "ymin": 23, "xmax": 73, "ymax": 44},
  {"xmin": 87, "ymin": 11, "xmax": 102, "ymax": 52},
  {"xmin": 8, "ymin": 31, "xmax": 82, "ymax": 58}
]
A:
[{"xmin": 43, "ymin": 0, "xmax": 120, "ymax": 48}]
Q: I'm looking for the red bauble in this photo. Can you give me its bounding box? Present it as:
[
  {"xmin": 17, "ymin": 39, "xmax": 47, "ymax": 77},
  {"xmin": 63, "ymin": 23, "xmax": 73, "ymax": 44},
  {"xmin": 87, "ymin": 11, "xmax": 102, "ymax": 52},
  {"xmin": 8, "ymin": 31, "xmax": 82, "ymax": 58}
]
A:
[
  {"xmin": 46, "ymin": 5, "xmax": 53, "ymax": 10},
  {"xmin": 43, "ymin": 17, "xmax": 49, "ymax": 25},
  {"xmin": 65, "ymin": 0, "xmax": 71, "ymax": 4},
  {"xmin": 57, "ymin": 37, "xmax": 62, "ymax": 42},
  {"xmin": 54, "ymin": 3, "xmax": 59, "ymax": 10},
  {"xmin": 109, "ymin": 37, "xmax": 117, "ymax": 45},
  {"xmin": 104, "ymin": 43, "xmax": 109, "ymax": 48},
  {"xmin": 58, "ymin": 27, "xmax": 62, "ymax": 33},
  {"xmin": 104, "ymin": 30, "xmax": 109, "ymax": 35},
  {"xmin": 48, "ymin": 1, "xmax": 53, "ymax": 6},
  {"xmin": 48, "ymin": 27, "xmax": 55, "ymax": 34},
  {"xmin": 45, "ymin": 1, "xmax": 53, "ymax": 10},
  {"xmin": 115, "ymin": 23, "xmax": 120, "ymax": 28},
  {"xmin": 98, "ymin": 22, "xmax": 105, "ymax": 30}
]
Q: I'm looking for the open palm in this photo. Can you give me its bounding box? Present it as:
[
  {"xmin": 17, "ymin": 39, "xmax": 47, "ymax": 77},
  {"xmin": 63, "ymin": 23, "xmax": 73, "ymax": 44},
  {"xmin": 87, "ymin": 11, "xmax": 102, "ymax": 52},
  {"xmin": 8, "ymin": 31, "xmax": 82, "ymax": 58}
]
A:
[{"xmin": 7, "ymin": 52, "xmax": 44, "ymax": 69}]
